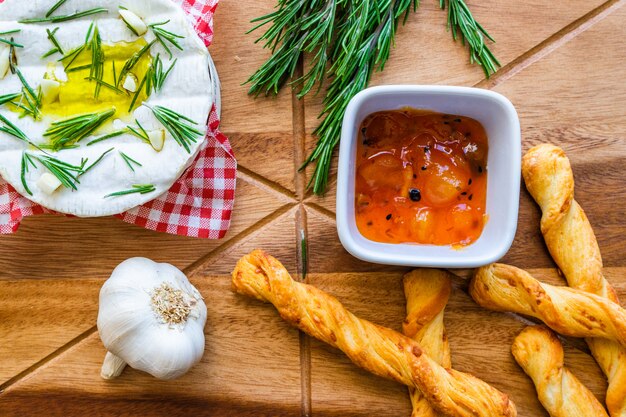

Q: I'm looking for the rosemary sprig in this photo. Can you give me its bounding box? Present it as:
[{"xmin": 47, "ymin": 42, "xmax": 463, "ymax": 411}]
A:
[
  {"xmin": 43, "ymin": 108, "xmax": 116, "ymax": 149},
  {"xmin": 87, "ymin": 25, "xmax": 105, "ymax": 98},
  {"xmin": 20, "ymin": 152, "xmax": 37, "ymax": 195},
  {"xmin": 441, "ymin": 0, "xmax": 500, "ymax": 77},
  {"xmin": 105, "ymin": 184, "xmax": 155, "ymax": 198},
  {"xmin": 0, "ymin": 93, "xmax": 21, "ymax": 106},
  {"xmin": 0, "ymin": 113, "xmax": 31, "ymax": 143},
  {"xmin": 0, "ymin": 29, "xmax": 23, "ymax": 48},
  {"xmin": 10, "ymin": 62, "xmax": 43, "ymax": 119},
  {"xmin": 43, "ymin": 27, "xmax": 64, "ymax": 58},
  {"xmin": 306, "ymin": 0, "xmax": 418, "ymax": 194},
  {"xmin": 30, "ymin": 154, "xmax": 85, "ymax": 190},
  {"xmin": 46, "ymin": 0, "xmax": 68, "ymax": 17},
  {"xmin": 117, "ymin": 40, "xmax": 155, "ymax": 87},
  {"xmin": 149, "ymin": 21, "xmax": 184, "ymax": 58},
  {"xmin": 147, "ymin": 105, "xmax": 202, "ymax": 153},
  {"xmin": 247, "ymin": 0, "xmax": 497, "ymax": 194},
  {"xmin": 86, "ymin": 129, "xmax": 126, "ymax": 146},
  {"xmin": 19, "ymin": 8, "xmax": 108, "ymax": 24},
  {"xmin": 119, "ymin": 151, "xmax": 142, "ymax": 172},
  {"xmin": 147, "ymin": 54, "xmax": 176, "ymax": 94},
  {"xmin": 129, "ymin": 53, "xmax": 178, "ymax": 112},
  {"xmin": 80, "ymin": 147, "xmax": 114, "ymax": 176}
]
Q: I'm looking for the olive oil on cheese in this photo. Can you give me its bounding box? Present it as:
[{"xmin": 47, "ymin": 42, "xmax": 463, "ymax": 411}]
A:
[{"xmin": 43, "ymin": 39, "xmax": 152, "ymax": 121}]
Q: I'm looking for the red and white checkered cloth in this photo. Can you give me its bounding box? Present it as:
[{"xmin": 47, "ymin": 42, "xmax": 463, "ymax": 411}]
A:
[{"xmin": 0, "ymin": 0, "xmax": 237, "ymax": 239}]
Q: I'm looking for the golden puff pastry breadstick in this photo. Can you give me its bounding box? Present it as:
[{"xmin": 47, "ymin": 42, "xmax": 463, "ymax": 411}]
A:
[
  {"xmin": 512, "ymin": 326, "xmax": 608, "ymax": 417},
  {"xmin": 403, "ymin": 269, "xmax": 452, "ymax": 417},
  {"xmin": 469, "ymin": 264, "xmax": 626, "ymax": 347},
  {"xmin": 523, "ymin": 143, "xmax": 626, "ymax": 417},
  {"xmin": 233, "ymin": 250, "xmax": 517, "ymax": 417}
]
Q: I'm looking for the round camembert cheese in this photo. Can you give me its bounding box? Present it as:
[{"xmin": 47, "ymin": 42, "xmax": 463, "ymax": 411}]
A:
[{"xmin": 0, "ymin": 0, "xmax": 213, "ymax": 216}]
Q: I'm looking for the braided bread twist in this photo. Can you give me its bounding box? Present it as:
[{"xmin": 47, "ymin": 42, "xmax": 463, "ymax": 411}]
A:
[
  {"xmin": 512, "ymin": 326, "xmax": 608, "ymax": 417},
  {"xmin": 469, "ymin": 263, "xmax": 626, "ymax": 347},
  {"xmin": 402, "ymin": 269, "xmax": 452, "ymax": 417},
  {"xmin": 232, "ymin": 250, "xmax": 517, "ymax": 417},
  {"xmin": 523, "ymin": 143, "xmax": 626, "ymax": 417}
]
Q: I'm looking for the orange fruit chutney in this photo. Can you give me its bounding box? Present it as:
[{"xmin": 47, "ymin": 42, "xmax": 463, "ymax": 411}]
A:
[{"xmin": 355, "ymin": 109, "xmax": 488, "ymax": 246}]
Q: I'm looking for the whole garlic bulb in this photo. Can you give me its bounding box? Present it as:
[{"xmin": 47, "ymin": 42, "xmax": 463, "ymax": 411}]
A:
[{"xmin": 97, "ymin": 257, "xmax": 207, "ymax": 380}]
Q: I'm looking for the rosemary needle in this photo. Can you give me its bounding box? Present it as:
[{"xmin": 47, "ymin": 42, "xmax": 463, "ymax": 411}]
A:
[
  {"xmin": 119, "ymin": 151, "xmax": 142, "ymax": 172},
  {"xmin": 46, "ymin": 0, "xmax": 68, "ymax": 17},
  {"xmin": 149, "ymin": 21, "xmax": 184, "ymax": 58},
  {"xmin": 0, "ymin": 93, "xmax": 21, "ymax": 106},
  {"xmin": 105, "ymin": 184, "xmax": 156, "ymax": 198},
  {"xmin": 80, "ymin": 147, "xmax": 114, "ymax": 176},
  {"xmin": 19, "ymin": 8, "xmax": 108, "ymax": 24},
  {"xmin": 86, "ymin": 129, "xmax": 126, "ymax": 146},
  {"xmin": 126, "ymin": 119, "xmax": 150, "ymax": 142},
  {"xmin": 47, "ymin": 28, "xmax": 64, "ymax": 54},
  {"xmin": 20, "ymin": 152, "xmax": 37, "ymax": 195},
  {"xmin": 0, "ymin": 29, "xmax": 22, "ymax": 48}
]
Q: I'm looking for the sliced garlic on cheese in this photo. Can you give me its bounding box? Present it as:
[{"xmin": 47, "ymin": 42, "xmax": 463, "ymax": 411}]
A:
[
  {"xmin": 123, "ymin": 73, "xmax": 138, "ymax": 92},
  {"xmin": 119, "ymin": 9, "xmax": 148, "ymax": 36},
  {"xmin": 40, "ymin": 79, "xmax": 61, "ymax": 104},
  {"xmin": 0, "ymin": 46, "xmax": 10, "ymax": 80},
  {"xmin": 37, "ymin": 173, "xmax": 63, "ymax": 195},
  {"xmin": 149, "ymin": 129, "xmax": 166, "ymax": 152}
]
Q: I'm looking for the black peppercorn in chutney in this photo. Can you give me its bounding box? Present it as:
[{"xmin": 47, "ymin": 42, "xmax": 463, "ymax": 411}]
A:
[{"xmin": 355, "ymin": 108, "xmax": 488, "ymax": 246}]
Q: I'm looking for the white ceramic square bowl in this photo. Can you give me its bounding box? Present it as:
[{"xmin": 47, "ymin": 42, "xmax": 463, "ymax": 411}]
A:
[{"xmin": 336, "ymin": 85, "xmax": 521, "ymax": 268}]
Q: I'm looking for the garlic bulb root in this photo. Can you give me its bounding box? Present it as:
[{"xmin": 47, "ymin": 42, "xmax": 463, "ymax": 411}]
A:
[{"xmin": 101, "ymin": 352, "xmax": 127, "ymax": 379}]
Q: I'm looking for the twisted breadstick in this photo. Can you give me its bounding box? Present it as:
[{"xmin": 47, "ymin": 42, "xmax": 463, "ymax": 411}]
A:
[
  {"xmin": 403, "ymin": 269, "xmax": 452, "ymax": 417},
  {"xmin": 233, "ymin": 250, "xmax": 516, "ymax": 417},
  {"xmin": 469, "ymin": 264, "xmax": 626, "ymax": 347},
  {"xmin": 512, "ymin": 326, "xmax": 608, "ymax": 417},
  {"xmin": 523, "ymin": 143, "xmax": 626, "ymax": 417}
]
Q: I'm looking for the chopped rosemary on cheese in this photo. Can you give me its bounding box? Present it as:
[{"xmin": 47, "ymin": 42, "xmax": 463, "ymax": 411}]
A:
[{"xmin": 105, "ymin": 184, "xmax": 156, "ymax": 198}]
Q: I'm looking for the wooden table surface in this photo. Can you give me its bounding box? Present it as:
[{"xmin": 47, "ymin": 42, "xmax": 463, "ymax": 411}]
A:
[{"xmin": 1, "ymin": 1, "xmax": 626, "ymax": 416}]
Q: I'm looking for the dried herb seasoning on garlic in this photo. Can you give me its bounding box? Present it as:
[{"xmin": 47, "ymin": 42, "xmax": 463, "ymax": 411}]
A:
[{"xmin": 97, "ymin": 257, "xmax": 207, "ymax": 380}]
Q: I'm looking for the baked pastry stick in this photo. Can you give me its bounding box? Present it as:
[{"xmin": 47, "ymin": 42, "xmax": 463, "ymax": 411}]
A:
[
  {"xmin": 522, "ymin": 143, "xmax": 626, "ymax": 417},
  {"xmin": 469, "ymin": 264, "xmax": 626, "ymax": 347},
  {"xmin": 233, "ymin": 250, "xmax": 517, "ymax": 417},
  {"xmin": 512, "ymin": 326, "xmax": 609, "ymax": 417},
  {"xmin": 403, "ymin": 270, "xmax": 452, "ymax": 417}
]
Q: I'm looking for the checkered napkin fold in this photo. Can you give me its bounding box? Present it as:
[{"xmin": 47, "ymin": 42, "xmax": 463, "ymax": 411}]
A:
[{"xmin": 0, "ymin": 0, "xmax": 237, "ymax": 239}]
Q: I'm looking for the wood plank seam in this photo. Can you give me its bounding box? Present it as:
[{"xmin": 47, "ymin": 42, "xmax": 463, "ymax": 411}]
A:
[
  {"xmin": 0, "ymin": 327, "xmax": 97, "ymax": 394},
  {"xmin": 183, "ymin": 202, "xmax": 298, "ymax": 278},
  {"xmin": 292, "ymin": 57, "xmax": 313, "ymax": 417},
  {"xmin": 476, "ymin": 0, "xmax": 626, "ymax": 90},
  {"xmin": 304, "ymin": 202, "xmax": 337, "ymax": 222},
  {"xmin": 237, "ymin": 166, "xmax": 299, "ymax": 202}
]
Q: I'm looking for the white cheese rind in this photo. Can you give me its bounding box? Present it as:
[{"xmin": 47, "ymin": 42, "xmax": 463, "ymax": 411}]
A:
[{"xmin": 0, "ymin": 0, "xmax": 214, "ymax": 217}]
